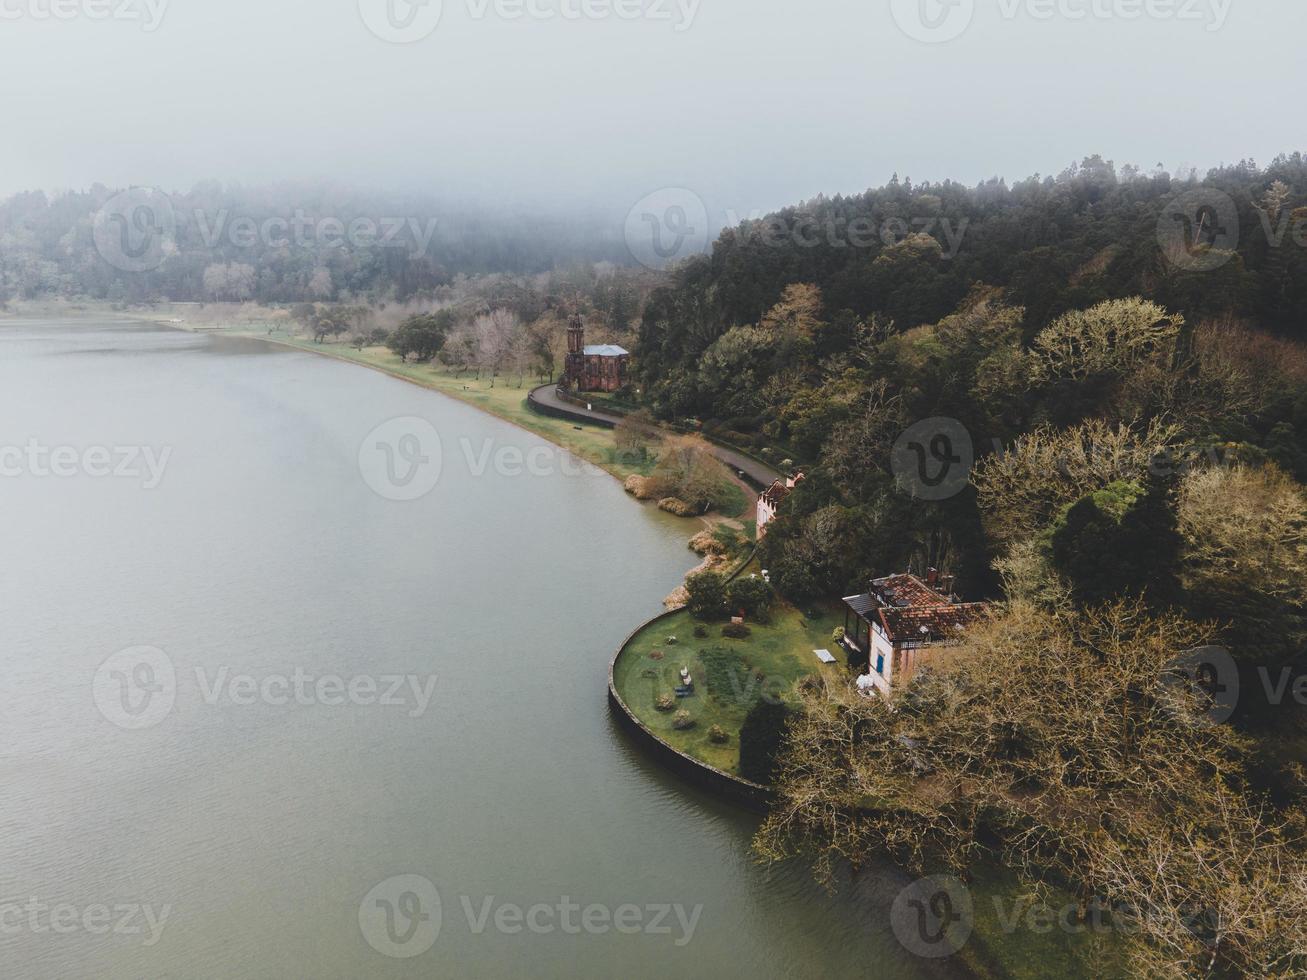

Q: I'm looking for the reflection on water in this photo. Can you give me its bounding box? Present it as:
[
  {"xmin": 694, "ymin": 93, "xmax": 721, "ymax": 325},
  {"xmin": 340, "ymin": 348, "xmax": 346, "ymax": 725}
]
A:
[{"xmin": 0, "ymin": 317, "xmax": 960, "ymax": 979}]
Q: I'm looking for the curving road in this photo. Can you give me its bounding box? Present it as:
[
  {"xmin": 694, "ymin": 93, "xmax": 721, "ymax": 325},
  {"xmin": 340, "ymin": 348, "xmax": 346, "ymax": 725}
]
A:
[{"xmin": 527, "ymin": 383, "xmax": 782, "ymax": 490}]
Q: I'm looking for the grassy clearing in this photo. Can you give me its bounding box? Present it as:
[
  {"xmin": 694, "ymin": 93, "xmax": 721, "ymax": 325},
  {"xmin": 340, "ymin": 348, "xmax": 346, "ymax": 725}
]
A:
[{"xmin": 612, "ymin": 600, "xmax": 844, "ymax": 775}]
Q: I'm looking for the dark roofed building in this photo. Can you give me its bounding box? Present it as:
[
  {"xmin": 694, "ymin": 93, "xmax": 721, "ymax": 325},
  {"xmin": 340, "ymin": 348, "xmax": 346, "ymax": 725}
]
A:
[
  {"xmin": 562, "ymin": 315, "xmax": 629, "ymax": 393},
  {"xmin": 841, "ymin": 570, "xmax": 988, "ymax": 696}
]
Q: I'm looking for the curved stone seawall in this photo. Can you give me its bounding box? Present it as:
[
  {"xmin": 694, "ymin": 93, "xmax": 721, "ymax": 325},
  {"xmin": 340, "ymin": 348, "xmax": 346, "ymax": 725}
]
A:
[{"xmin": 606, "ymin": 610, "xmax": 776, "ymax": 813}]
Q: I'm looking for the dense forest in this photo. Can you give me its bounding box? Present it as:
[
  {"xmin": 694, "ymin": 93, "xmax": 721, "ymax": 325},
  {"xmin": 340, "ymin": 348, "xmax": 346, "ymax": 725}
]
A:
[{"xmin": 633, "ymin": 156, "xmax": 1307, "ymax": 618}]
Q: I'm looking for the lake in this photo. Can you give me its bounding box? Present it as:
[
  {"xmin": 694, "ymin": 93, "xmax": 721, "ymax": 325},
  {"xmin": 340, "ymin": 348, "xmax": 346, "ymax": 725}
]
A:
[{"xmin": 0, "ymin": 317, "xmax": 961, "ymax": 978}]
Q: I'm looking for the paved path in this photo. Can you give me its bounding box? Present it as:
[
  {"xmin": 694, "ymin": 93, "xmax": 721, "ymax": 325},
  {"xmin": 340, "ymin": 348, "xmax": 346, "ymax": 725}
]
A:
[{"xmin": 528, "ymin": 384, "xmax": 782, "ymax": 489}]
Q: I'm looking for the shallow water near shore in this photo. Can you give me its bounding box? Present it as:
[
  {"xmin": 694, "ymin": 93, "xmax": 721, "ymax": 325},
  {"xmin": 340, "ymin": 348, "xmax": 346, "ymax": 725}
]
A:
[{"xmin": 0, "ymin": 317, "xmax": 965, "ymax": 979}]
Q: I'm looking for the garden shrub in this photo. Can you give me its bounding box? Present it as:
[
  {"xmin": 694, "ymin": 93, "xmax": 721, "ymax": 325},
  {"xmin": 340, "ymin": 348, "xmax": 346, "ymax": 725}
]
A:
[
  {"xmin": 655, "ymin": 695, "xmax": 676, "ymax": 712},
  {"xmin": 708, "ymin": 725, "xmax": 730, "ymax": 744},
  {"xmin": 721, "ymin": 622, "xmax": 752, "ymax": 640},
  {"xmin": 672, "ymin": 710, "xmax": 695, "ymax": 731},
  {"xmin": 685, "ymin": 571, "xmax": 727, "ymax": 619},
  {"xmin": 727, "ymin": 576, "xmax": 774, "ymax": 619}
]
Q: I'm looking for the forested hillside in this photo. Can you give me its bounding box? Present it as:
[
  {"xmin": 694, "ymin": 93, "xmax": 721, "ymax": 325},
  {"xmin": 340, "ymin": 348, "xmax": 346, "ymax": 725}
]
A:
[
  {"xmin": 633, "ymin": 156, "xmax": 1307, "ymax": 621},
  {"xmin": 712, "ymin": 158, "xmax": 1307, "ymax": 978}
]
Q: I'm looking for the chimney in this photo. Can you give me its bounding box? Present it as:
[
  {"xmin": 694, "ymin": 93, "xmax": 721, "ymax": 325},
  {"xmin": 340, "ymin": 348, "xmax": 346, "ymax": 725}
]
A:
[{"xmin": 927, "ymin": 567, "xmax": 940, "ymax": 588}]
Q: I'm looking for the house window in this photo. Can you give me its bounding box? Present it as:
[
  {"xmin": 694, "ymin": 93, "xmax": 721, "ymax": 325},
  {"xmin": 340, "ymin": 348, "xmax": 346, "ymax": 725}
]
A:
[{"xmin": 875, "ymin": 654, "xmax": 885, "ymax": 676}]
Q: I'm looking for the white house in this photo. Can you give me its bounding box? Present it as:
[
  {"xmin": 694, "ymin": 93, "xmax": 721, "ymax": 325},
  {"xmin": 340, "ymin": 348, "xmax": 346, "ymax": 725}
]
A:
[
  {"xmin": 756, "ymin": 473, "xmax": 803, "ymax": 538},
  {"xmin": 840, "ymin": 571, "xmax": 988, "ymax": 696}
]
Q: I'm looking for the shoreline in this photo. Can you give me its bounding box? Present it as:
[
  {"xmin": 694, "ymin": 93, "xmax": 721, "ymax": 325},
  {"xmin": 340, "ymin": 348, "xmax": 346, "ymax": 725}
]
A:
[{"xmin": 6, "ymin": 305, "xmax": 1068, "ymax": 978}]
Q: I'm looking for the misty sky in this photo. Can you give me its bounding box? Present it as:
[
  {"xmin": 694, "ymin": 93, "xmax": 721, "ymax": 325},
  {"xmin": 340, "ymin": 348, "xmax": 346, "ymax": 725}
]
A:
[{"xmin": 2, "ymin": 0, "xmax": 1303, "ymax": 220}]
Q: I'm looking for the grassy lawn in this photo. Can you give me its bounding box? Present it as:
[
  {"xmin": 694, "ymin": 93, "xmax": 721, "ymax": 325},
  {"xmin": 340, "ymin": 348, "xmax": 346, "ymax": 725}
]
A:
[{"xmin": 613, "ymin": 600, "xmax": 845, "ymax": 776}]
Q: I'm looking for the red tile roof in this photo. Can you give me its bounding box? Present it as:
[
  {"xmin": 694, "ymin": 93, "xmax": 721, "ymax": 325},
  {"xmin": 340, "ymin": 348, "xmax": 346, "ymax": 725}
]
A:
[
  {"xmin": 879, "ymin": 603, "xmax": 989, "ymax": 644},
  {"xmin": 759, "ymin": 480, "xmax": 792, "ymax": 509},
  {"xmin": 871, "ymin": 574, "xmax": 950, "ymax": 609}
]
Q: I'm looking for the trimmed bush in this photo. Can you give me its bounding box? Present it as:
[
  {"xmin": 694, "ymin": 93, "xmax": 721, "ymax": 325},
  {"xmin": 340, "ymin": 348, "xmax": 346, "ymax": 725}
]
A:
[
  {"xmin": 727, "ymin": 576, "xmax": 774, "ymax": 620},
  {"xmin": 721, "ymin": 622, "xmax": 752, "ymax": 640},
  {"xmin": 693, "ymin": 625, "xmax": 708, "ymax": 638},
  {"xmin": 672, "ymin": 710, "xmax": 696, "ymax": 731},
  {"xmin": 685, "ymin": 570, "xmax": 727, "ymax": 619},
  {"xmin": 708, "ymin": 725, "xmax": 730, "ymax": 745},
  {"xmin": 655, "ymin": 695, "xmax": 676, "ymax": 712}
]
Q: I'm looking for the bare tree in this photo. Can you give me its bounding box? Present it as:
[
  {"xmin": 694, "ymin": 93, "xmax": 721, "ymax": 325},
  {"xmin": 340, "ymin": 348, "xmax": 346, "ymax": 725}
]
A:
[{"xmin": 473, "ymin": 308, "xmax": 522, "ymax": 387}]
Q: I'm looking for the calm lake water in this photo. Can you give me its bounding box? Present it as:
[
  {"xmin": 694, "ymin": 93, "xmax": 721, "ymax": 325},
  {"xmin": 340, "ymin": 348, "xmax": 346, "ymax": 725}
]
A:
[{"xmin": 0, "ymin": 317, "xmax": 961, "ymax": 979}]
